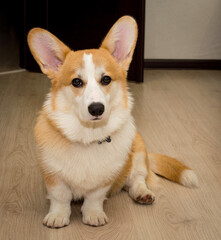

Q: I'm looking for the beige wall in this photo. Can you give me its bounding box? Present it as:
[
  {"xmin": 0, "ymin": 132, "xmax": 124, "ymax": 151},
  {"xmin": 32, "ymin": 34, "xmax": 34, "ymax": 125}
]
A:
[{"xmin": 144, "ymin": 0, "xmax": 221, "ymax": 59}]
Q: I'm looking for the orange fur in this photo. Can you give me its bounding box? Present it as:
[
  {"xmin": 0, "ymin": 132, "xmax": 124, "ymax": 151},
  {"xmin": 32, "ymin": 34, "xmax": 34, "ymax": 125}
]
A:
[
  {"xmin": 132, "ymin": 133, "xmax": 150, "ymax": 170},
  {"xmin": 34, "ymin": 111, "xmax": 71, "ymax": 149},
  {"xmin": 40, "ymin": 166, "xmax": 57, "ymax": 187},
  {"xmin": 131, "ymin": 133, "xmax": 147, "ymax": 153},
  {"xmin": 130, "ymin": 133, "xmax": 156, "ymax": 186},
  {"xmin": 128, "ymin": 133, "xmax": 192, "ymax": 187},
  {"xmin": 45, "ymin": 48, "xmax": 128, "ymax": 109},
  {"xmin": 28, "ymin": 25, "xmax": 132, "ymax": 110},
  {"xmin": 35, "ymin": 111, "xmax": 71, "ymax": 188},
  {"xmin": 27, "ymin": 15, "xmax": 198, "ymax": 229},
  {"xmin": 148, "ymin": 153, "xmax": 189, "ymax": 184},
  {"xmin": 30, "ymin": 20, "xmax": 195, "ymax": 195}
]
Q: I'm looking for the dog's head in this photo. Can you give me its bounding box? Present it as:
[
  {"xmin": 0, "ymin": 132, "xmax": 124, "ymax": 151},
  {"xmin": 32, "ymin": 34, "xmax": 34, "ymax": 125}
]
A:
[{"xmin": 28, "ymin": 16, "xmax": 137, "ymax": 124}]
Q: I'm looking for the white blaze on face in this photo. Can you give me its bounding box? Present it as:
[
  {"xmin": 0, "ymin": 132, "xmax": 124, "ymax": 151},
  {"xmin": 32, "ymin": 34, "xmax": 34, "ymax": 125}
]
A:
[
  {"xmin": 76, "ymin": 53, "xmax": 109, "ymax": 121},
  {"xmin": 83, "ymin": 54, "xmax": 105, "ymax": 106}
]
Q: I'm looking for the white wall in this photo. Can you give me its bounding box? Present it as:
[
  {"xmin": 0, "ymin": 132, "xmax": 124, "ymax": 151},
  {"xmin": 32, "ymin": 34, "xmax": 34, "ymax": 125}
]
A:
[{"xmin": 144, "ymin": 0, "xmax": 221, "ymax": 59}]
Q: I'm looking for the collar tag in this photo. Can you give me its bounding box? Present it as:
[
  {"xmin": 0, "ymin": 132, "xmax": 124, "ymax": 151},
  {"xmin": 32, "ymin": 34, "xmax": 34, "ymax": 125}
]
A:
[{"xmin": 98, "ymin": 136, "xmax": 111, "ymax": 144}]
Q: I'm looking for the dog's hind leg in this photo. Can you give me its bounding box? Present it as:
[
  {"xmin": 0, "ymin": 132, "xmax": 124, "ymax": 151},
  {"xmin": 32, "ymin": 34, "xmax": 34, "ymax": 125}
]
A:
[{"xmin": 125, "ymin": 133, "xmax": 155, "ymax": 205}]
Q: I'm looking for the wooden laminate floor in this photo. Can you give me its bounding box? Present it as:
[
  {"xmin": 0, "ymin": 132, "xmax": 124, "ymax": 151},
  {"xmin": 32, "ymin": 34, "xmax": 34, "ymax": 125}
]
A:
[{"xmin": 0, "ymin": 70, "xmax": 220, "ymax": 240}]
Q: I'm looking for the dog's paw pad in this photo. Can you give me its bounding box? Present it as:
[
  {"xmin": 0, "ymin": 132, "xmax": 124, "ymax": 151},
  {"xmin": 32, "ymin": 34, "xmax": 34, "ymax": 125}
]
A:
[
  {"xmin": 43, "ymin": 212, "xmax": 70, "ymax": 228},
  {"xmin": 135, "ymin": 193, "xmax": 155, "ymax": 205},
  {"xmin": 82, "ymin": 210, "xmax": 108, "ymax": 227}
]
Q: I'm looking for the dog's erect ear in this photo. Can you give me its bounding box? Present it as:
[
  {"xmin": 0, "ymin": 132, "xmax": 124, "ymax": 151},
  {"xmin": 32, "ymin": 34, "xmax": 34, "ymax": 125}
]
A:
[
  {"xmin": 100, "ymin": 16, "xmax": 138, "ymax": 71},
  {"xmin": 28, "ymin": 28, "xmax": 70, "ymax": 78}
]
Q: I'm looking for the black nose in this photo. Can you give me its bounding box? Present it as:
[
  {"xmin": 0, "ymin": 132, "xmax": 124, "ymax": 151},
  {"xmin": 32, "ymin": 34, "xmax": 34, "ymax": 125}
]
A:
[{"xmin": 88, "ymin": 102, "xmax": 105, "ymax": 116}]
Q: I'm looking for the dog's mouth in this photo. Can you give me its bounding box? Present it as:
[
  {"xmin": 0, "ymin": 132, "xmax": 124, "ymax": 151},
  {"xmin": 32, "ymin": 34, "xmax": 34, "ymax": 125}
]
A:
[{"xmin": 91, "ymin": 116, "xmax": 102, "ymax": 121}]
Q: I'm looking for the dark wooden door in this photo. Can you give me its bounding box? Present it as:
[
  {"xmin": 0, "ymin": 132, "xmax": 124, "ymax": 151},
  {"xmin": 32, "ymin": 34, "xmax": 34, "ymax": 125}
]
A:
[{"xmin": 22, "ymin": 0, "xmax": 145, "ymax": 82}]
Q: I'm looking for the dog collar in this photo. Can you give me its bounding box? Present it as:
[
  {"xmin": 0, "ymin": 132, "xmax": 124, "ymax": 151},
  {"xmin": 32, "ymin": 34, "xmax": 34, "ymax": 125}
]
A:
[{"xmin": 98, "ymin": 136, "xmax": 111, "ymax": 144}]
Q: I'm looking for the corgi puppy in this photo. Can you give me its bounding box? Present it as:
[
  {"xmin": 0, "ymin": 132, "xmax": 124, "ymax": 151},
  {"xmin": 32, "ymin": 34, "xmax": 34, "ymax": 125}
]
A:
[{"xmin": 28, "ymin": 16, "xmax": 198, "ymax": 228}]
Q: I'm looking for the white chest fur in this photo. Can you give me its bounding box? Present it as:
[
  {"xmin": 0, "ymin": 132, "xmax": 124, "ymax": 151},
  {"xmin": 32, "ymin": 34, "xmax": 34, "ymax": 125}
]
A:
[{"xmin": 41, "ymin": 115, "xmax": 136, "ymax": 199}]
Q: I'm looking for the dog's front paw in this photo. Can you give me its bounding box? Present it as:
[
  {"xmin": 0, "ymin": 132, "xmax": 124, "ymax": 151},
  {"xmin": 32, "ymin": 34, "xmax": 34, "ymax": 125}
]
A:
[
  {"xmin": 82, "ymin": 210, "xmax": 108, "ymax": 227},
  {"xmin": 43, "ymin": 212, "xmax": 70, "ymax": 228}
]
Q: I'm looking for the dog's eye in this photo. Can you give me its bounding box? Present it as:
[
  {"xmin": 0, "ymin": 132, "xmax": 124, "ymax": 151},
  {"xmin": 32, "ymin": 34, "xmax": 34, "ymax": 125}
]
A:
[
  {"xmin": 72, "ymin": 78, "xmax": 83, "ymax": 88},
  {"xmin": 101, "ymin": 75, "xmax": 111, "ymax": 86}
]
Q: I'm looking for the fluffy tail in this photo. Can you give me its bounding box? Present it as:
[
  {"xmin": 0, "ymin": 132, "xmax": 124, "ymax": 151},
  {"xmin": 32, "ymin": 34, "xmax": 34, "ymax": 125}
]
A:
[{"xmin": 148, "ymin": 153, "xmax": 198, "ymax": 188}]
